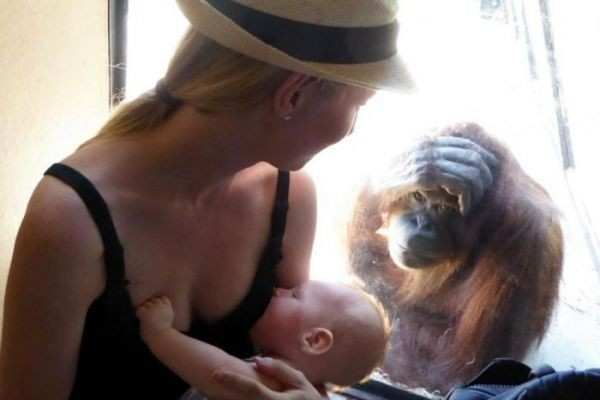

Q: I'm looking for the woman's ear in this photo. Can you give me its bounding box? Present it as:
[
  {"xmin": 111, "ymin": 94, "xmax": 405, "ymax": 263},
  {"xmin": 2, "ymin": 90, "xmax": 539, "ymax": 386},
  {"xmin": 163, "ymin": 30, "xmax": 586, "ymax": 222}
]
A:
[
  {"xmin": 300, "ymin": 327, "xmax": 333, "ymax": 355},
  {"xmin": 273, "ymin": 73, "xmax": 316, "ymax": 119}
]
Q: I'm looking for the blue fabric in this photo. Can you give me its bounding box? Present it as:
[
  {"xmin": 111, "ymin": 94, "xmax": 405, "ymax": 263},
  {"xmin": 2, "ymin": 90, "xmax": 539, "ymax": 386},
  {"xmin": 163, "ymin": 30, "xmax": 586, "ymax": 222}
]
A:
[{"xmin": 445, "ymin": 358, "xmax": 600, "ymax": 400}]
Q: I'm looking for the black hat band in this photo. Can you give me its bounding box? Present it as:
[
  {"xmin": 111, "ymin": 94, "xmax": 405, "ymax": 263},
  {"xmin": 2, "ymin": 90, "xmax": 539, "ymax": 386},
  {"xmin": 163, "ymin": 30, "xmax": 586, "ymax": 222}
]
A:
[{"xmin": 206, "ymin": 0, "xmax": 398, "ymax": 64}]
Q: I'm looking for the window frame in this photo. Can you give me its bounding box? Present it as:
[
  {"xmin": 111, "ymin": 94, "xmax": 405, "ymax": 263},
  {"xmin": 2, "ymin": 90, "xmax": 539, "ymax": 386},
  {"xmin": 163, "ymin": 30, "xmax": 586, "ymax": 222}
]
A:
[{"xmin": 108, "ymin": 0, "xmax": 128, "ymax": 108}]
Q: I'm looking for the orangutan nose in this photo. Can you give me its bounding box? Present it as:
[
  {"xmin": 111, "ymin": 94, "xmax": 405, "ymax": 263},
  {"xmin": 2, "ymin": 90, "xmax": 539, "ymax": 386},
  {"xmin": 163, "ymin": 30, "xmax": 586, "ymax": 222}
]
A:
[{"xmin": 412, "ymin": 214, "xmax": 436, "ymax": 237}]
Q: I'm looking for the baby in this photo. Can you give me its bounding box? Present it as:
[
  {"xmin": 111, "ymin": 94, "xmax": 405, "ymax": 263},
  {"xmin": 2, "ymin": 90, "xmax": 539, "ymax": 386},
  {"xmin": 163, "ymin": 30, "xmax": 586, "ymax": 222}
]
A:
[{"xmin": 137, "ymin": 280, "xmax": 389, "ymax": 399}]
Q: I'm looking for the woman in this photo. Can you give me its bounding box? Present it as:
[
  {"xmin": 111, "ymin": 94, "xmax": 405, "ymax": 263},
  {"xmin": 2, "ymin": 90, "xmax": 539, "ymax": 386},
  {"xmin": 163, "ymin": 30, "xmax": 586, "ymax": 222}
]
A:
[{"xmin": 0, "ymin": 1, "xmax": 495, "ymax": 399}]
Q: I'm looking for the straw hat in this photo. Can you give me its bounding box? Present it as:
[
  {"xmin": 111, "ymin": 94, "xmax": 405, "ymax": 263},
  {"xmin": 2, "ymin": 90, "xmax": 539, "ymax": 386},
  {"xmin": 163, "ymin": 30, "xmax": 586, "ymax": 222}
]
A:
[{"xmin": 176, "ymin": 0, "xmax": 414, "ymax": 92}]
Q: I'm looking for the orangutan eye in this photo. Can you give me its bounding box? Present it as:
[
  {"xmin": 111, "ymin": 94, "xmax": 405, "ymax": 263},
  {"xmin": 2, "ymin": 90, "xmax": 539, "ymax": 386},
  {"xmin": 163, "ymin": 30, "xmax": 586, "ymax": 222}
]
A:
[
  {"xmin": 411, "ymin": 191, "xmax": 426, "ymax": 203},
  {"xmin": 433, "ymin": 203, "xmax": 455, "ymax": 214}
]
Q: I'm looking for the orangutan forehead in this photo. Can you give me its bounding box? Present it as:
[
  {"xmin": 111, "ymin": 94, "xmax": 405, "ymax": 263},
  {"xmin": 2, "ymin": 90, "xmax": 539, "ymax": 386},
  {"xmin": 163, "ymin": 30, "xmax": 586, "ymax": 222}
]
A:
[{"xmin": 383, "ymin": 187, "xmax": 459, "ymax": 214}]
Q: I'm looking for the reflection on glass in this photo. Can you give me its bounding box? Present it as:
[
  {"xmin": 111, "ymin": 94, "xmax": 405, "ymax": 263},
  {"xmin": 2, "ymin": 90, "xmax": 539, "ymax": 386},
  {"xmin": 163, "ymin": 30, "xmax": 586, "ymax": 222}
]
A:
[{"xmin": 126, "ymin": 0, "xmax": 600, "ymax": 396}]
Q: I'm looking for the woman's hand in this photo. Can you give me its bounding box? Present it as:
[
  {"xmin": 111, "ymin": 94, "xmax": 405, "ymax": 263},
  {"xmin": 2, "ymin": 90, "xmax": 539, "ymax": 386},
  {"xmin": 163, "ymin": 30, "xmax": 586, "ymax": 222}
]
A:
[
  {"xmin": 212, "ymin": 357, "xmax": 325, "ymax": 400},
  {"xmin": 376, "ymin": 123, "xmax": 500, "ymax": 215}
]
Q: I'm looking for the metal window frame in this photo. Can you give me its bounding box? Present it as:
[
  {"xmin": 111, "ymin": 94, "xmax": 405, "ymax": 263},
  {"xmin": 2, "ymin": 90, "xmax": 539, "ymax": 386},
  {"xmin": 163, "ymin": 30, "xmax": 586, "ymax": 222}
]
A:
[
  {"xmin": 108, "ymin": 0, "xmax": 128, "ymax": 108},
  {"xmin": 536, "ymin": 0, "xmax": 600, "ymax": 275},
  {"xmin": 537, "ymin": 0, "xmax": 575, "ymax": 170}
]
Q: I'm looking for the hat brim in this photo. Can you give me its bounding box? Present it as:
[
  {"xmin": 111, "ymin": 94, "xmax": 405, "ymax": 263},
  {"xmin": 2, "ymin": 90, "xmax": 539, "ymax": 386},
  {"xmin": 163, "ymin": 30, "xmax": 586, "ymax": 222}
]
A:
[{"xmin": 177, "ymin": 0, "xmax": 415, "ymax": 92}]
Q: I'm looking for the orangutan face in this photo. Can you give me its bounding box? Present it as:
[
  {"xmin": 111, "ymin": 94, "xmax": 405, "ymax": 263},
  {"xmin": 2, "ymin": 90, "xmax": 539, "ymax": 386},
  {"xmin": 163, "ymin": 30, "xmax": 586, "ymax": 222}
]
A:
[{"xmin": 380, "ymin": 188, "xmax": 463, "ymax": 269}]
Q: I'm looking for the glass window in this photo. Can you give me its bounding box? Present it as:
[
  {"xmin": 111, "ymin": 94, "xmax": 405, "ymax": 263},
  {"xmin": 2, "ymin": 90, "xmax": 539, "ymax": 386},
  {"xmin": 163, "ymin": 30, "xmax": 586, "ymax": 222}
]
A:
[{"xmin": 125, "ymin": 0, "xmax": 600, "ymax": 396}]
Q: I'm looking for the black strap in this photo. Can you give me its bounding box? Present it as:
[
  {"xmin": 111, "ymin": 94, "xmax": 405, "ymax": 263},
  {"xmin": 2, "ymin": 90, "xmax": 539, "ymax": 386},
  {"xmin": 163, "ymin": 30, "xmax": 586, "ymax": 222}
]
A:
[
  {"xmin": 268, "ymin": 169, "xmax": 290, "ymax": 250},
  {"xmin": 206, "ymin": 0, "xmax": 398, "ymax": 64},
  {"xmin": 216, "ymin": 170, "xmax": 290, "ymax": 331},
  {"xmin": 44, "ymin": 163, "xmax": 127, "ymax": 289}
]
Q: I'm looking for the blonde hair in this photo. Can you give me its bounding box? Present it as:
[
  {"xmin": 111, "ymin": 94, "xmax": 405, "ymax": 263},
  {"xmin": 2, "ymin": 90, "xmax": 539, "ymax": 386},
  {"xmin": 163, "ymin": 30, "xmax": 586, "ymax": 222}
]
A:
[
  {"xmin": 326, "ymin": 285, "xmax": 391, "ymax": 387},
  {"xmin": 87, "ymin": 28, "xmax": 292, "ymax": 145}
]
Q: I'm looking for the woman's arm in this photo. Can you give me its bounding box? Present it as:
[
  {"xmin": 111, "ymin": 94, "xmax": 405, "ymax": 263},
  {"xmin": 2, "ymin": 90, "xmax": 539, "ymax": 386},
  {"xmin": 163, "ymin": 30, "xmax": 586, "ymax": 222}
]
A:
[
  {"xmin": 0, "ymin": 179, "xmax": 105, "ymax": 400},
  {"xmin": 137, "ymin": 297, "xmax": 280, "ymax": 399},
  {"xmin": 276, "ymin": 170, "xmax": 317, "ymax": 288}
]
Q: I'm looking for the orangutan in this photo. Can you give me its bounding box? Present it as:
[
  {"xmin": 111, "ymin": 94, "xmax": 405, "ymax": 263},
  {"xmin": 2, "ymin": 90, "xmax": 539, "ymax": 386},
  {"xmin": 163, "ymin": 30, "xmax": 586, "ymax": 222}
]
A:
[{"xmin": 347, "ymin": 123, "xmax": 563, "ymax": 393}]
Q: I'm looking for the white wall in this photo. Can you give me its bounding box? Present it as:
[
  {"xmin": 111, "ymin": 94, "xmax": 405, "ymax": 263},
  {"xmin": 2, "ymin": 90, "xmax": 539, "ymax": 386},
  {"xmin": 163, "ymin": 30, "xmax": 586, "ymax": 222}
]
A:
[{"xmin": 0, "ymin": 0, "xmax": 109, "ymax": 332}]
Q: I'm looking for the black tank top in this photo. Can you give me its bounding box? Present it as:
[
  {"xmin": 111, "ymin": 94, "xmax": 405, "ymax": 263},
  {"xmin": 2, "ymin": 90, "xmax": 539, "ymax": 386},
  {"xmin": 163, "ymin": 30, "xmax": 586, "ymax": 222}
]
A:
[{"xmin": 44, "ymin": 163, "xmax": 290, "ymax": 400}]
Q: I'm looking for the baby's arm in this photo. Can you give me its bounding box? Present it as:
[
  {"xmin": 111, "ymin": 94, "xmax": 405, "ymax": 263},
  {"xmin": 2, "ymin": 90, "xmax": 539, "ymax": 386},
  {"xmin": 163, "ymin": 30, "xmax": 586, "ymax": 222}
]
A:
[{"xmin": 136, "ymin": 297, "xmax": 281, "ymax": 399}]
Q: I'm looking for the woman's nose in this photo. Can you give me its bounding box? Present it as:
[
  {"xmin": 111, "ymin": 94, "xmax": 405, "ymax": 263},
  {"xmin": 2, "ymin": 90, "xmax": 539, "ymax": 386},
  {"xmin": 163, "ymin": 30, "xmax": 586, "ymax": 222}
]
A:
[
  {"xmin": 359, "ymin": 88, "xmax": 377, "ymax": 105},
  {"xmin": 365, "ymin": 88, "xmax": 377, "ymax": 100}
]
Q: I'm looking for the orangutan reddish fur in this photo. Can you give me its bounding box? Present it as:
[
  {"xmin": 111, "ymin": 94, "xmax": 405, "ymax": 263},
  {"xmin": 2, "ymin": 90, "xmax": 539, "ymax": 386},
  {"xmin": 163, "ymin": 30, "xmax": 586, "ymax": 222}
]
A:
[{"xmin": 347, "ymin": 124, "xmax": 563, "ymax": 393}]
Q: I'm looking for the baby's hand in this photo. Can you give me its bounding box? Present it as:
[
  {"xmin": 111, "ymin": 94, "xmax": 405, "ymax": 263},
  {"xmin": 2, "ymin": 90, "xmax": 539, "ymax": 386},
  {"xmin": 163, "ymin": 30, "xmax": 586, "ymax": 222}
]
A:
[{"xmin": 136, "ymin": 296, "xmax": 175, "ymax": 339}]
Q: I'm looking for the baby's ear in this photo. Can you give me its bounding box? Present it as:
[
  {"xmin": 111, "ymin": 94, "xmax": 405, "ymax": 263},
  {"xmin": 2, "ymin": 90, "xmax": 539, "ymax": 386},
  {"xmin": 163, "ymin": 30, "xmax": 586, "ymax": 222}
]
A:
[{"xmin": 301, "ymin": 327, "xmax": 333, "ymax": 355}]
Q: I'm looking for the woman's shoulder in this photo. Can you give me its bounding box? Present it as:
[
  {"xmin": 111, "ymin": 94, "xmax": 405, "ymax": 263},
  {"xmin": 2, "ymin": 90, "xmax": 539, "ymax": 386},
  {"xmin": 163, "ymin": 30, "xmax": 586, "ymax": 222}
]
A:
[
  {"xmin": 232, "ymin": 163, "xmax": 316, "ymax": 208},
  {"xmin": 1, "ymin": 175, "xmax": 107, "ymax": 399},
  {"xmin": 23, "ymin": 174, "xmax": 105, "ymax": 262},
  {"xmin": 6, "ymin": 173, "xmax": 107, "ymax": 317},
  {"xmin": 236, "ymin": 162, "xmax": 314, "ymax": 191},
  {"xmin": 231, "ymin": 163, "xmax": 278, "ymax": 202}
]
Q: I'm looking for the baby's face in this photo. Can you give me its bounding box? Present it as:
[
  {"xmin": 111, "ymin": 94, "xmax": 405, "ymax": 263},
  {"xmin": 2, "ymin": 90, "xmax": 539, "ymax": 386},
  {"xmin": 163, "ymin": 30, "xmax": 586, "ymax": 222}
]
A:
[
  {"xmin": 269, "ymin": 281, "xmax": 343, "ymax": 327},
  {"xmin": 252, "ymin": 281, "xmax": 354, "ymax": 354},
  {"xmin": 252, "ymin": 281, "xmax": 386, "ymax": 386}
]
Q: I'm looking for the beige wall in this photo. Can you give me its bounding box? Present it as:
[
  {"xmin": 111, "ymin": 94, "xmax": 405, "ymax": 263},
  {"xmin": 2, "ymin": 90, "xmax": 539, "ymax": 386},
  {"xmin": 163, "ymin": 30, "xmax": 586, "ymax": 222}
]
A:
[{"xmin": 0, "ymin": 1, "xmax": 109, "ymax": 330}]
